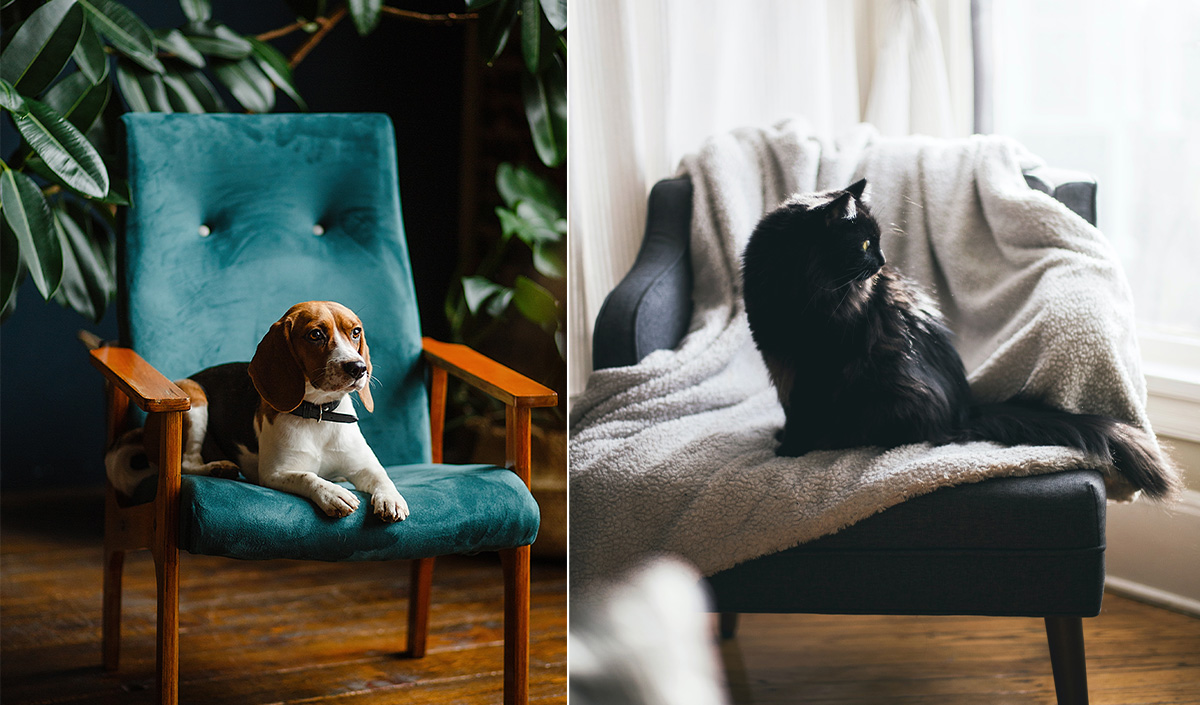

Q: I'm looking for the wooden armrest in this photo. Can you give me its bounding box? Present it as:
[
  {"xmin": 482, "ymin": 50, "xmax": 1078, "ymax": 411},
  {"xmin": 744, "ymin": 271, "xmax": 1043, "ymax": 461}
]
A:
[
  {"xmin": 421, "ymin": 338, "xmax": 557, "ymax": 408},
  {"xmin": 89, "ymin": 347, "xmax": 190, "ymax": 413}
]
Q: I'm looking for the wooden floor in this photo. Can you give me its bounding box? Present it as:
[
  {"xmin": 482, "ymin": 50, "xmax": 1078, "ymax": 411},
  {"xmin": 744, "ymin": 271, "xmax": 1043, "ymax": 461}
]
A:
[
  {"xmin": 0, "ymin": 489, "xmax": 566, "ymax": 704},
  {"xmin": 721, "ymin": 599, "xmax": 1200, "ymax": 704}
]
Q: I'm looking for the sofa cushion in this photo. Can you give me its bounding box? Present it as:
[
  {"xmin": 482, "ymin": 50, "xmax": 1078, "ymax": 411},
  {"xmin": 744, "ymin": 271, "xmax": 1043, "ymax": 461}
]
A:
[
  {"xmin": 134, "ymin": 463, "xmax": 539, "ymax": 561},
  {"xmin": 706, "ymin": 470, "xmax": 1106, "ymax": 617}
]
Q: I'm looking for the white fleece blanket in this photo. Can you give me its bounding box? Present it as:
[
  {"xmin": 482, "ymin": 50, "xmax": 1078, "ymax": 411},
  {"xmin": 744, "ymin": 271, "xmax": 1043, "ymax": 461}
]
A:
[{"xmin": 569, "ymin": 119, "xmax": 1157, "ymax": 600}]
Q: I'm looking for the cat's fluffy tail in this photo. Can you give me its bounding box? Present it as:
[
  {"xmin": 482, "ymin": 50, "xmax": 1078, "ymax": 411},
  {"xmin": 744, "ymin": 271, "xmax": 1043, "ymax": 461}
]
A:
[{"xmin": 958, "ymin": 400, "xmax": 1182, "ymax": 500}]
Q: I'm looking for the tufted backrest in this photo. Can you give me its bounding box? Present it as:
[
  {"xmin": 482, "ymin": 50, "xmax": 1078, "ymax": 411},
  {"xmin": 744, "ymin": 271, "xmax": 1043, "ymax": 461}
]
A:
[{"xmin": 120, "ymin": 113, "xmax": 430, "ymax": 466}]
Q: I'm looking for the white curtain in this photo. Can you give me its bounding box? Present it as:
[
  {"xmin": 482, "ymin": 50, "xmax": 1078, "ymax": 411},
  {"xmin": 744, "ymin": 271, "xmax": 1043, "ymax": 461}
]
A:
[
  {"xmin": 991, "ymin": 0, "xmax": 1200, "ymax": 340},
  {"xmin": 568, "ymin": 0, "xmax": 975, "ymax": 396}
]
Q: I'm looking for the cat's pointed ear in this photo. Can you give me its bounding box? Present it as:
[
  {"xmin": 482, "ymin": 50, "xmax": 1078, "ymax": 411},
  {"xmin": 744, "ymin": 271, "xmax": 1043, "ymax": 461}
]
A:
[
  {"xmin": 825, "ymin": 191, "xmax": 857, "ymax": 224},
  {"xmin": 846, "ymin": 178, "xmax": 868, "ymax": 200}
]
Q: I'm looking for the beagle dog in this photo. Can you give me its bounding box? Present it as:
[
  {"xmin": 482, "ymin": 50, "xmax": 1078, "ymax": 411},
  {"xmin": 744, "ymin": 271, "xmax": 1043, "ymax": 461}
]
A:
[{"xmin": 105, "ymin": 301, "xmax": 408, "ymax": 522}]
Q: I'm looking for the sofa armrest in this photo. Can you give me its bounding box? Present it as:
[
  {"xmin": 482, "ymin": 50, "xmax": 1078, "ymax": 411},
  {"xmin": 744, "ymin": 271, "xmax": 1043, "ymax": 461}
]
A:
[
  {"xmin": 421, "ymin": 338, "xmax": 557, "ymax": 408},
  {"xmin": 1023, "ymin": 167, "xmax": 1098, "ymax": 227},
  {"xmin": 89, "ymin": 347, "xmax": 190, "ymax": 413},
  {"xmin": 592, "ymin": 177, "xmax": 695, "ymax": 370}
]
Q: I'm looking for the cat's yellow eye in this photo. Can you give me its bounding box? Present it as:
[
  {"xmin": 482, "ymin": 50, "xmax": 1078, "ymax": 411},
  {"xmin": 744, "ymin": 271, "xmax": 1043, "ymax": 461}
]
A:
[{"xmin": 861, "ymin": 240, "xmax": 870, "ymax": 251}]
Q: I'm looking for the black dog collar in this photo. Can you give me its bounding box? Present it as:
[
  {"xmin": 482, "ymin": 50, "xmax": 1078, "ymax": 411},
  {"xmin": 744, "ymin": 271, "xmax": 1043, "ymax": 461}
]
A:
[{"xmin": 289, "ymin": 400, "xmax": 358, "ymax": 424}]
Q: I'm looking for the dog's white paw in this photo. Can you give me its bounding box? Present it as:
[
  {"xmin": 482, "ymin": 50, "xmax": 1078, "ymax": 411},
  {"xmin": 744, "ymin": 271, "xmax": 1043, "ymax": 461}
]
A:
[
  {"xmin": 316, "ymin": 484, "xmax": 360, "ymax": 518},
  {"xmin": 372, "ymin": 490, "xmax": 409, "ymax": 522}
]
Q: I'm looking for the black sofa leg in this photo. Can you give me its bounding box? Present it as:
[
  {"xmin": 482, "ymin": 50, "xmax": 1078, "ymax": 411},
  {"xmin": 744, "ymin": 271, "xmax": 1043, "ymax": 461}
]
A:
[
  {"xmin": 719, "ymin": 612, "xmax": 739, "ymax": 640},
  {"xmin": 1044, "ymin": 616, "xmax": 1089, "ymax": 705}
]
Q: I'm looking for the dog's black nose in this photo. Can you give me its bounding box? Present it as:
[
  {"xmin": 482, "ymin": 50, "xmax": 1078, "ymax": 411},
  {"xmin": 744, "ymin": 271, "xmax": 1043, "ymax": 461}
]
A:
[{"xmin": 343, "ymin": 361, "xmax": 367, "ymax": 379}]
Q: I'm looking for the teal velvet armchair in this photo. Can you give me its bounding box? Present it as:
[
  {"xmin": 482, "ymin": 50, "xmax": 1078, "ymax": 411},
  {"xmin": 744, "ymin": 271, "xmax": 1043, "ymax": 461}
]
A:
[{"xmin": 89, "ymin": 113, "xmax": 555, "ymax": 705}]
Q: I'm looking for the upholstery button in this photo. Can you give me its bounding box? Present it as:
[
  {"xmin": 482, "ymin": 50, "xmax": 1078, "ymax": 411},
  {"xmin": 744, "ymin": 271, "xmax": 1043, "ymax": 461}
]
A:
[
  {"xmin": 198, "ymin": 225, "xmax": 211, "ymax": 237},
  {"xmin": 313, "ymin": 224, "xmax": 326, "ymax": 236}
]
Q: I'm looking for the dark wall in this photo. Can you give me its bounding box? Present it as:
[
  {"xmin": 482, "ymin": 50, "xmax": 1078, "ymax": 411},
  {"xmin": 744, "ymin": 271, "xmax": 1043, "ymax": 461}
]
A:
[{"xmin": 1, "ymin": 1, "xmax": 468, "ymax": 489}]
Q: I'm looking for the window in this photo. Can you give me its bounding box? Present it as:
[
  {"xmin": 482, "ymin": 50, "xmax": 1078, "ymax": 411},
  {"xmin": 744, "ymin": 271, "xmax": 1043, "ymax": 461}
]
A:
[{"xmin": 991, "ymin": 0, "xmax": 1200, "ymax": 344}]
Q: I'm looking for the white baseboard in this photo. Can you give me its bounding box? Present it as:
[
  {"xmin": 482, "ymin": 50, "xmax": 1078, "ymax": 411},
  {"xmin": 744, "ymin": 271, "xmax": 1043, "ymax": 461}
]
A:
[{"xmin": 1105, "ymin": 489, "xmax": 1200, "ymax": 617}]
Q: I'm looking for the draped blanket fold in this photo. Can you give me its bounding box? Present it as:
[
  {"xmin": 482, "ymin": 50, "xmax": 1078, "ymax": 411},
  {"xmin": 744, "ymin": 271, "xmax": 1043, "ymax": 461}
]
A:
[{"xmin": 569, "ymin": 120, "xmax": 1154, "ymax": 600}]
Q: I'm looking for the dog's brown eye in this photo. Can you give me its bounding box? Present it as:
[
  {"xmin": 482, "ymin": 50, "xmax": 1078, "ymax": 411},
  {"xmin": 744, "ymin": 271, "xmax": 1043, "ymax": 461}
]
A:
[
  {"xmin": 307, "ymin": 329, "xmax": 325, "ymax": 342},
  {"xmin": 351, "ymin": 327, "xmax": 361, "ymax": 338}
]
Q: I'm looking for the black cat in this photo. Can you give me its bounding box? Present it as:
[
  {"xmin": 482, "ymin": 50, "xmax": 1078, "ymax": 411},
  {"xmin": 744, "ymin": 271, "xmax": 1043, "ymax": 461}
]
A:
[{"xmin": 740, "ymin": 178, "xmax": 1178, "ymax": 499}]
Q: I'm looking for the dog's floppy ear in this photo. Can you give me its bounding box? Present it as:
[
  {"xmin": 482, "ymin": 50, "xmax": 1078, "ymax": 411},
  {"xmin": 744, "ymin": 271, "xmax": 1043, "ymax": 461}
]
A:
[
  {"xmin": 248, "ymin": 315, "xmax": 306, "ymax": 413},
  {"xmin": 357, "ymin": 329, "xmax": 374, "ymax": 413}
]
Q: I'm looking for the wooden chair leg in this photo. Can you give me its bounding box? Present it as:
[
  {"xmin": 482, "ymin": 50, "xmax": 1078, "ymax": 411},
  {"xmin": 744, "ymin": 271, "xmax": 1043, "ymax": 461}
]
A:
[
  {"xmin": 719, "ymin": 612, "xmax": 739, "ymax": 640},
  {"xmin": 501, "ymin": 545, "xmax": 530, "ymax": 705},
  {"xmin": 407, "ymin": 557, "xmax": 435, "ymax": 658},
  {"xmin": 153, "ymin": 410, "xmax": 183, "ymax": 705},
  {"xmin": 1045, "ymin": 616, "xmax": 1089, "ymax": 705},
  {"xmin": 154, "ymin": 548, "xmax": 180, "ymax": 705},
  {"xmin": 102, "ymin": 547, "xmax": 125, "ymax": 672}
]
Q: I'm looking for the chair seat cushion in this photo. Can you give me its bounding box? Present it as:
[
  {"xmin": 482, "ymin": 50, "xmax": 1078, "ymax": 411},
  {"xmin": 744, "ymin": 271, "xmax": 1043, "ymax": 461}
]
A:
[
  {"xmin": 136, "ymin": 463, "xmax": 539, "ymax": 561},
  {"xmin": 706, "ymin": 470, "xmax": 1106, "ymax": 617}
]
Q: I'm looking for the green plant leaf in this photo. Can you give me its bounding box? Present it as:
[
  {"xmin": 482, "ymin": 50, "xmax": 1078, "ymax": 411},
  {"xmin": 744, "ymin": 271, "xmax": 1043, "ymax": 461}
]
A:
[
  {"xmin": 10, "ymin": 97, "xmax": 109, "ymax": 198},
  {"xmin": 179, "ymin": 0, "xmax": 211, "ymax": 23},
  {"xmin": 248, "ymin": 38, "xmax": 306, "ymax": 110},
  {"xmin": 479, "ymin": 0, "xmax": 518, "ymax": 66},
  {"xmin": 519, "ymin": 0, "xmax": 557, "ymax": 75},
  {"xmin": 41, "ymin": 71, "xmax": 111, "ymax": 133},
  {"xmin": 462, "ymin": 276, "xmax": 513, "ymax": 317},
  {"xmin": 183, "ymin": 22, "xmax": 252, "ymax": 59},
  {"xmin": 520, "ymin": 52, "xmax": 565, "ymax": 167},
  {"xmin": 115, "ymin": 60, "xmax": 171, "ymax": 112},
  {"xmin": 539, "ymin": 0, "xmax": 565, "ymax": 31},
  {"xmin": 520, "ymin": 0, "xmax": 541, "ymax": 74},
  {"xmin": 154, "ymin": 28, "xmax": 204, "ymax": 68},
  {"xmin": 51, "ymin": 205, "xmax": 110, "ymax": 321},
  {"xmin": 1, "ymin": 168, "xmax": 63, "ymax": 299},
  {"xmin": 532, "ymin": 241, "xmax": 564, "ymax": 279},
  {"xmin": 0, "ymin": 0, "xmax": 85, "ymax": 97},
  {"xmin": 347, "ymin": 0, "xmax": 381, "ymax": 36},
  {"xmin": 495, "ymin": 207, "xmax": 522, "ymax": 243},
  {"xmin": 513, "ymin": 200, "xmax": 562, "ymax": 244},
  {"xmin": 72, "ymin": 16, "xmax": 109, "ymax": 84},
  {"xmin": 25, "ymin": 153, "xmax": 127, "ymax": 206},
  {"xmin": 174, "ymin": 67, "xmax": 226, "ymax": 111},
  {"xmin": 495, "ymin": 162, "xmax": 564, "ymax": 212},
  {"xmin": 79, "ymin": 0, "xmax": 165, "ymax": 74},
  {"xmin": 213, "ymin": 57, "xmax": 274, "ymax": 113},
  {"xmin": 0, "ymin": 219, "xmax": 22, "ymax": 320},
  {"xmin": 0, "ymin": 78, "xmax": 27, "ymax": 114},
  {"xmin": 161, "ymin": 70, "xmax": 205, "ymax": 113},
  {"xmin": 511, "ymin": 275, "xmax": 557, "ymax": 327}
]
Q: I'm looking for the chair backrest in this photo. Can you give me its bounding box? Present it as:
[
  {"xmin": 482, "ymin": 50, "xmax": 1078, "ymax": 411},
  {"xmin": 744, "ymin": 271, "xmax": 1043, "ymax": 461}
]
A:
[{"xmin": 120, "ymin": 113, "xmax": 430, "ymax": 467}]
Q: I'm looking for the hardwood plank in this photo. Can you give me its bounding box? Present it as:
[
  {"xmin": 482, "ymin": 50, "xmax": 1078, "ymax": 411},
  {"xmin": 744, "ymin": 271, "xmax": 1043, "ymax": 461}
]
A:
[
  {"xmin": 722, "ymin": 597, "xmax": 1200, "ymax": 704},
  {"xmin": 1, "ymin": 489, "xmax": 565, "ymax": 705}
]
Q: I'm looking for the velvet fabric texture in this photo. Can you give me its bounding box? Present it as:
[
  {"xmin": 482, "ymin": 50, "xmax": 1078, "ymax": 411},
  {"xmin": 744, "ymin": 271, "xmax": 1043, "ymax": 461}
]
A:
[
  {"xmin": 167, "ymin": 464, "xmax": 540, "ymax": 561},
  {"xmin": 121, "ymin": 113, "xmax": 428, "ymax": 466},
  {"xmin": 120, "ymin": 114, "xmax": 539, "ymax": 558}
]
